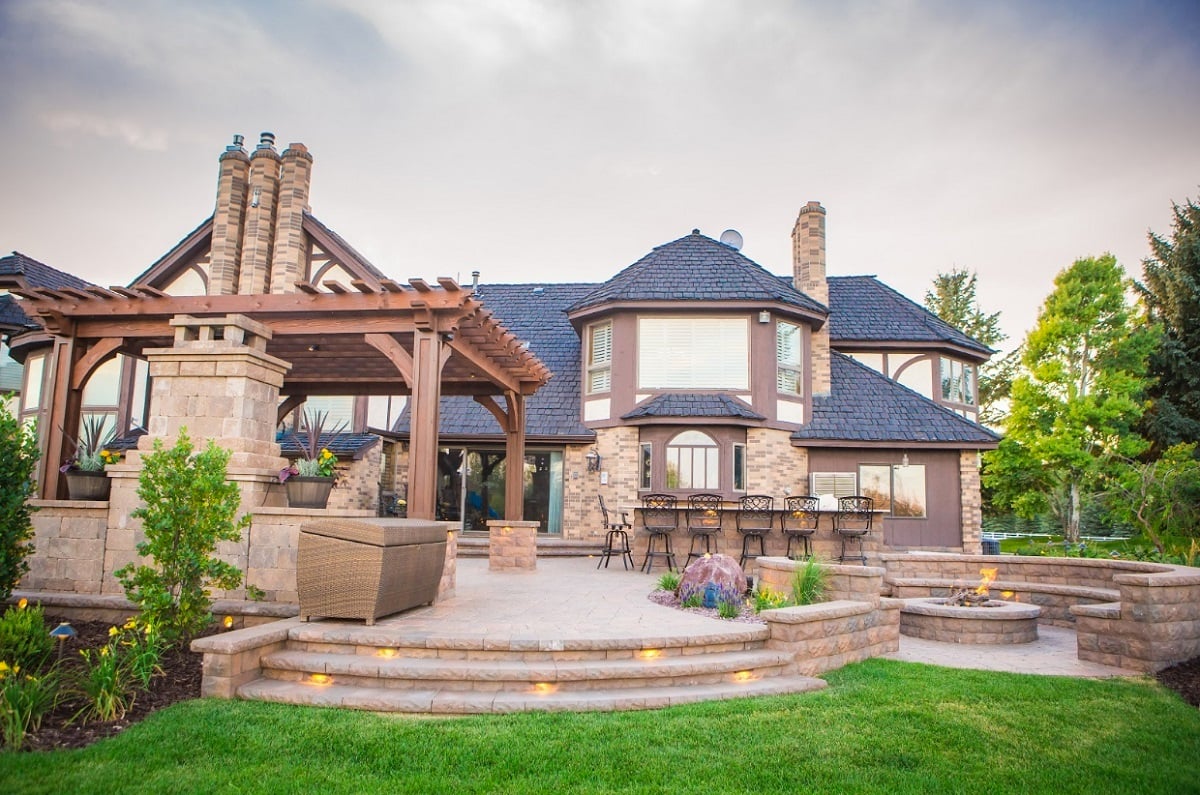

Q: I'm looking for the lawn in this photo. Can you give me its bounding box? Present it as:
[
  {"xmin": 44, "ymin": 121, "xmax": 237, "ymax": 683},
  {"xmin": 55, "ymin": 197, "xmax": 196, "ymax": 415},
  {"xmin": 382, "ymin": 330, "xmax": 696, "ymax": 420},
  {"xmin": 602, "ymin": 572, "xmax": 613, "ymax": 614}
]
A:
[{"xmin": 3, "ymin": 659, "xmax": 1197, "ymax": 795}]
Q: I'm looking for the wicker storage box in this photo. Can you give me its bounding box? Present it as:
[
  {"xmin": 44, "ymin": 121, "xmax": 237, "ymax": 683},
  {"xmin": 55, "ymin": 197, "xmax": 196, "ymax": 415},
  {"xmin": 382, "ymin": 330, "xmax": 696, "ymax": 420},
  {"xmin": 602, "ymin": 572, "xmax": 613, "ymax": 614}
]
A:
[{"xmin": 298, "ymin": 519, "xmax": 447, "ymax": 625}]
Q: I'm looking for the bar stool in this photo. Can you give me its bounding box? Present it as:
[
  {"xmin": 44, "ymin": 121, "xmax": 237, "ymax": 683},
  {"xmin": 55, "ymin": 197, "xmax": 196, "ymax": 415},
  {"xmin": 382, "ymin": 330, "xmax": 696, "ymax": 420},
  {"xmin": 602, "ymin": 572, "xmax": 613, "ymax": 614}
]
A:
[
  {"xmin": 736, "ymin": 494, "xmax": 774, "ymax": 566},
  {"xmin": 781, "ymin": 495, "xmax": 820, "ymax": 559},
  {"xmin": 596, "ymin": 495, "xmax": 634, "ymax": 570},
  {"xmin": 684, "ymin": 493, "xmax": 723, "ymax": 568},
  {"xmin": 834, "ymin": 495, "xmax": 874, "ymax": 564},
  {"xmin": 639, "ymin": 494, "xmax": 678, "ymax": 573}
]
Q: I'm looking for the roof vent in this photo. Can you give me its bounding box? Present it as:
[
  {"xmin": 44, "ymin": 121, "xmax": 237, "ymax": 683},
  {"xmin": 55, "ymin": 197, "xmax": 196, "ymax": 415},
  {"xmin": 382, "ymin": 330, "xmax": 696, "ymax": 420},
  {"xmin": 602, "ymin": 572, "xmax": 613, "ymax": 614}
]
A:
[
  {"xmin": 257, "ymin": 131, "xmax": 276, "ymax": 150},
  {"xmin": 691, "ymin": 228, "xmax": 701, "ymax": 235},
  {"xmin": 532, "ymin": 287, "xmax": 544, "ymax": 295},
  {"xmin": 719, "ymin": 229, "xmax": 744, "ymax": 250}
]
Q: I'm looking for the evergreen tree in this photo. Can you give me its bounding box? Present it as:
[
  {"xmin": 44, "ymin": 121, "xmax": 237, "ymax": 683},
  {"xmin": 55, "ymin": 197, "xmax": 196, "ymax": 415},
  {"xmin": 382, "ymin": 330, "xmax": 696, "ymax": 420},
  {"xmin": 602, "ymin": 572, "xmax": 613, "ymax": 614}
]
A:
[
  {"xmin": 1139, "ymin": 196, "xmax": 1200, "ymax": 452},
  {"xmin": 984, "ymin": 254, "xmax": 1156, "ymax": 541},
  {"xmin": 924, "ymin": 268, "xmax": 1010, "ymax": 427}
]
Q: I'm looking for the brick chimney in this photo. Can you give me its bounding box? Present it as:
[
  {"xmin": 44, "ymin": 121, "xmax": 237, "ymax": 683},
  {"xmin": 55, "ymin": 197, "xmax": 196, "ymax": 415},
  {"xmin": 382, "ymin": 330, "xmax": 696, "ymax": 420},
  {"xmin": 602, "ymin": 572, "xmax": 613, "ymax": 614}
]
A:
[
  {"xmin": 269, "ymin": 143, "xmax": 314, "ymax": 294},
  {"xmin": 238, "ymin": 132, "xmax": 281, "ymax": 295},
  {"xmin": 792, "ymin": 201, "xmax": 831, "ymax": 397},
  {"xmin": 208, "ymin": 135, "xmax": 250, "ymax": 295}
]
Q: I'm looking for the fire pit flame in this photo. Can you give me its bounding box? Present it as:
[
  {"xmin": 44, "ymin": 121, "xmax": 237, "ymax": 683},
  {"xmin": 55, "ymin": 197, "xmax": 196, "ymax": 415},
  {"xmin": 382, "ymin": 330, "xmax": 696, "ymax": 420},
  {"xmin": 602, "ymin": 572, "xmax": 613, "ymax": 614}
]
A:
[{"xmin": 946, "ymin": 567, "xmax": 1000, "ymax": 607}]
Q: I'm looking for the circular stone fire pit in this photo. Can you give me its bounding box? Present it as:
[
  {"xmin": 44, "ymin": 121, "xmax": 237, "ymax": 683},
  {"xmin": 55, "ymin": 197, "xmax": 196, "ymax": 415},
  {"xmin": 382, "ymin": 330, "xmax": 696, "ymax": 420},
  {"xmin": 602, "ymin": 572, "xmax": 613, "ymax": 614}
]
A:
[{"xmin": 900, "ymin": 598, "xmax": 1042, "ymax": 644}]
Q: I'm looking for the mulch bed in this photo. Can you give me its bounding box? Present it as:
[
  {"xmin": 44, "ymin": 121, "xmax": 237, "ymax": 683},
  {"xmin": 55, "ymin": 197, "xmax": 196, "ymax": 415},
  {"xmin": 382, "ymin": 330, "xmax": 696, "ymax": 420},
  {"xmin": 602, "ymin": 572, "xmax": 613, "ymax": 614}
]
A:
[
  {"xmin": 14, "ymin": 614, "xmax": 1200, "ymax": 752},
  {"xmin": 20, "ymin": 616, "xmax": 205, "ymax": 753}
]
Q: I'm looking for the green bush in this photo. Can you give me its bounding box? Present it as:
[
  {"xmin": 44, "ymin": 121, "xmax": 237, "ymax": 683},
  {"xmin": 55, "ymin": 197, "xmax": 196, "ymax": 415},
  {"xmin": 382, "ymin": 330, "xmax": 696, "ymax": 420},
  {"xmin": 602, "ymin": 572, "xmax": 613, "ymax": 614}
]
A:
[
  {"xmin": 791, "ymin": 558, "xmax": 828, "ymax": 606},
  {"xmin": 115, "ymin": 430, "xmax": 250, "ymax": 645},
  {"xmin": 0, "ymin": 397, "xmax": 40, "ymax": 601},
  {"xmin": 0, "ymin": 601, "xmax": 53, "ymax": 674},
  {"xmin": 0, "ymin": 659, "xmax": 58, "ymax": 751},
  {"xmin": 656, "ymin": 572, "xmax": 681, "ymax": 592}
]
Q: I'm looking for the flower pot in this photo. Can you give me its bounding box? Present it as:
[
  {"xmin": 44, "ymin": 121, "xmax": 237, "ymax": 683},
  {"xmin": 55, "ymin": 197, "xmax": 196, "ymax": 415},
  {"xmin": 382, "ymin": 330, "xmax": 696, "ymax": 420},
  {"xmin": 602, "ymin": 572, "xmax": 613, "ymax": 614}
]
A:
[
  {"xmin": 65, "ymin": 470, "xmax": 111, "ymax": 501},
  {"xmin": 286, "ymin": 476, "xmax": 334, "ymax": 509}
]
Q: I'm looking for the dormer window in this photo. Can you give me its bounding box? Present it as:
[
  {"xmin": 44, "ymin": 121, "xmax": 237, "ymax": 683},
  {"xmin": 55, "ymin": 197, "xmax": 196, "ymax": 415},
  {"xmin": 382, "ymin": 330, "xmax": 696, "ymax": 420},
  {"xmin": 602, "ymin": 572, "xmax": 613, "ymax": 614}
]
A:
[
  {"xmin": 776, "ymin": 320, "xmax": 804, "ymax": 396},
  {"xmin": 587, "ymin": 321, "xmax": 612, "ymax": 394},
  {"xmin": 637, "ymin": 317, "xmax": 748, "ymax": 389}
]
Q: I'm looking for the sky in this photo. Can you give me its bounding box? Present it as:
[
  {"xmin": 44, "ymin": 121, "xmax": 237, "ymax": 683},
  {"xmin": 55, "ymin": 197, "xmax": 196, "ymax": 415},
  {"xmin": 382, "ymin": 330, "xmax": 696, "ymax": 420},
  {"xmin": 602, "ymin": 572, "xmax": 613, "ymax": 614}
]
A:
[{"xmin": 1, "ymin": 0, "xmax": 1198, "ymax": 351}]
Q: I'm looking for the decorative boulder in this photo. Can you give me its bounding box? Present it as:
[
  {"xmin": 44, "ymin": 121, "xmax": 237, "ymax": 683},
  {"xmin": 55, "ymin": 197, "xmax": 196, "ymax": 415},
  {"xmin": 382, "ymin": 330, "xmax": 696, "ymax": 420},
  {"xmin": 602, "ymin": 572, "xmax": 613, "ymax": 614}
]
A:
[{"xmin": 678, "ymin": 554, "xmax": 747, "ymax": 605}]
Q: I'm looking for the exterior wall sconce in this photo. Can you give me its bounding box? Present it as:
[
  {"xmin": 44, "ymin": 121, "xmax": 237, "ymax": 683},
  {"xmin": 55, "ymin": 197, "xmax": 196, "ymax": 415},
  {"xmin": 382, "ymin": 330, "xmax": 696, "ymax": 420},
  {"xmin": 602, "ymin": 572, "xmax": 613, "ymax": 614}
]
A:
[
  {"xmin": 586, "ymin": 448, "xmax": 602, "ymax": 473},
  {"xmin": 758, "ymin": 310, "xmax": 771, "ymax": 324},
  {"xmin": 901, "ymin": 452, "xmax": 910, "ymax": 468}
]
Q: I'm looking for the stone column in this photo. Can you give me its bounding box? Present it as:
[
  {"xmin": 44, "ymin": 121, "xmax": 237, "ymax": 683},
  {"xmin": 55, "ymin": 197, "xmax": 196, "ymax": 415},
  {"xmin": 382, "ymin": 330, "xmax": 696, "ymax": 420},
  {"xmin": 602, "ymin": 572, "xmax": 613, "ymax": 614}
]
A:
[
  {"xmin": 792, "ymin": 202, "xmax": 831, "ymax": 397},
  {"xmin": 487, "ymin": 519, "xmax": 539, "ymax": 571}
]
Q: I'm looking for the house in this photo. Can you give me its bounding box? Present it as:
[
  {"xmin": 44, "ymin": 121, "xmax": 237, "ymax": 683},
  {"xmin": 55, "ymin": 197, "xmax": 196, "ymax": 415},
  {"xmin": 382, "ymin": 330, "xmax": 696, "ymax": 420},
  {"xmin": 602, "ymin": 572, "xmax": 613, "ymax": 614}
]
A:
[{"xmin": 4, "ymin": 135, "xmax": 998, "ymax": 589}]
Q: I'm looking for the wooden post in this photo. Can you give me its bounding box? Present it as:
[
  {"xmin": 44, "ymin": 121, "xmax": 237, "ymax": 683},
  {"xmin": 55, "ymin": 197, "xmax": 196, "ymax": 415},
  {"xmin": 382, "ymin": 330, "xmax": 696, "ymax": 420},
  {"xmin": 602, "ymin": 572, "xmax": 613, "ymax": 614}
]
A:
[
  {"xmin": 42, "ymin": 336, "xmax": 83, "ymax": 500},
  {"xmin": 407, "ymin": 329, "xmax": 444, "ymax": 519},
  {"xmin": 503, "ymin": 391, "xmax": 526, "ymax": 521}
]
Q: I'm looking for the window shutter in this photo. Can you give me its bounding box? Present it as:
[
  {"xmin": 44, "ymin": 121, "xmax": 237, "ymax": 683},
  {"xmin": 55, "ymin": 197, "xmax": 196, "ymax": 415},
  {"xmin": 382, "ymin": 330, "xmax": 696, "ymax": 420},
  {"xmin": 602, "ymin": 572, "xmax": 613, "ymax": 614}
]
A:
[{"xmin": 638, "ymin": 317, "xmax": 748, "ymax": 389}]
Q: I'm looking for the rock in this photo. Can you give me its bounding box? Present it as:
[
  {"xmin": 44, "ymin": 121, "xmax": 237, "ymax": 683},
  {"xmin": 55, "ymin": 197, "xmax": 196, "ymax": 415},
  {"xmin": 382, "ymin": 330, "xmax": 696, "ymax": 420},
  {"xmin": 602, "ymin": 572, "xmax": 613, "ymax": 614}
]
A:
[{"xmin": 679, "ymin": 554, "xmax": 747, "ymax": 605}]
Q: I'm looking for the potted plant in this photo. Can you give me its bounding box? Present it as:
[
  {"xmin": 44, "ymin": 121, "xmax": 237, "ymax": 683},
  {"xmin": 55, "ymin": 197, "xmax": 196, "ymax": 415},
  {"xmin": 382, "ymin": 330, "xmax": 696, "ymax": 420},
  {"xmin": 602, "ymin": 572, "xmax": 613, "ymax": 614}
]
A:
[
  {"xmin": 59, "ymin": 415, "xmax": 120, "ymax": 500},
  {"xmin": 278, "ymin": 410, "xmax": 344, "ymax": 509}
]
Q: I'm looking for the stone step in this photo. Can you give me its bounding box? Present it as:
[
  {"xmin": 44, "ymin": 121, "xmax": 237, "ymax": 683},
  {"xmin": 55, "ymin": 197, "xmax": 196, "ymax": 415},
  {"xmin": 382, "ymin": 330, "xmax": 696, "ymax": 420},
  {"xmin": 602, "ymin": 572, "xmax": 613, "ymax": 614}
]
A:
[
  {"xmin": 456, "ymin": 535, "xmax": 606, "ymax": 558},
  {"xmin": 258, "ymin": 647, "xmax": 794, "ymax": 692},
  {"xmin": 237, "ymin": 674, "xmax": 827, "ymax": 714}
]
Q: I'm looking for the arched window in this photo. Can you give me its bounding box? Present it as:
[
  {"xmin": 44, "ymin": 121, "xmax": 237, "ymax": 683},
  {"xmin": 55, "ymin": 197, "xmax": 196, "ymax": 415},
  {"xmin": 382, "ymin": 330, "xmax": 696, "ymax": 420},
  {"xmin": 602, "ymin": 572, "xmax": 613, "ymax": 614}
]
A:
[{"xmin": 665, "ymin": 430, "xmax": 718, "ymax": 490}]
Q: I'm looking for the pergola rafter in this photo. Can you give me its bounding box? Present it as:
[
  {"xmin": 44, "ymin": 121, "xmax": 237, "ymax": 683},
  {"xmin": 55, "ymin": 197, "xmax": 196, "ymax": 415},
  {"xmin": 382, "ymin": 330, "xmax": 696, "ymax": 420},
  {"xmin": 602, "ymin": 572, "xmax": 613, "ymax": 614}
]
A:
[{"xmin": 12, "ymin": 278, "xmax": 550, "ymax": 518}]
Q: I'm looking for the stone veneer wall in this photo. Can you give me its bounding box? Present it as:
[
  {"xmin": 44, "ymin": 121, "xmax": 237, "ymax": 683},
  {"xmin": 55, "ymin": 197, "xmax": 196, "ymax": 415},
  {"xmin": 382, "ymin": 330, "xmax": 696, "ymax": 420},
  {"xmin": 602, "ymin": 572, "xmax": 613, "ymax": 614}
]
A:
[
  {"xmin": 23, "ymin": 503, "xmax": 109, "ymax": 594},
  {"xmin": 567, "ymin": 427, "xmax": 638, "ymax": 543},
  {"xmin": 764, "ymin": 599, "xmax": 901, "ymax": 676},
  {"xmin": 744, "ymin": 428, "xmax": 807, "ymax": 498},
  {"xmin": 959, "ymin": 451, "xmax": 983, "ymax": 554},
  {"xmin": 321, "ymin": 447, "xmax": 381, "ymax": 513}
]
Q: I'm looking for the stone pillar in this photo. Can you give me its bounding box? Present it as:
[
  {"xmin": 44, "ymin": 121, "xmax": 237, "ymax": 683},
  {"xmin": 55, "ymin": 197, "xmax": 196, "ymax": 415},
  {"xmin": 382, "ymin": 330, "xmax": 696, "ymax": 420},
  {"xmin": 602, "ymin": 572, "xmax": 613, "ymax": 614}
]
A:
[
  {"xmin": 487, "ymin": 519, "xmax": 538, "ymax": 571},
  {"xmin": 792, "ymin": 202, "xmax": 830, "ymax": 397},
  {"xmin": 959, "ymin": 451, "xmax": 983, "ymax": 554},
  {"xmin": 209, "ymin": 135, "xmax": 250, "ymax": 295},
  {"xmin": 269, "ymin": 143, "xmax": 313, "ymax": 294},
  {"xmin": 238, "ymin": 132, "xmax": 281, "ymax": 296}
]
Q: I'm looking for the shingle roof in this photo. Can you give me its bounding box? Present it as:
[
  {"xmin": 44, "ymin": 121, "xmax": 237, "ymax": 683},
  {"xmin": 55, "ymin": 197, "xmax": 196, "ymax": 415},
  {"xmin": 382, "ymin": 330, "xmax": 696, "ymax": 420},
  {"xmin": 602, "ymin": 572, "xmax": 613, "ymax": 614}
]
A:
[
  {"xmin": 790, "ymin": 353, "xmax": 1000, "ymax": 446},
  {"xmin": 393, "ymin": 283, "xmax": 597, "ymax": 439},
  {"xmin": 0, "ymin": 295, "xmax": 31, "ymax": 329},
  {"xmin": 0, "ymin": 251, "xmax": 95, "ymax": 292},
  {"xmin": 570, "ymin": 231, "xmax": 827, "ymax": 316},
  {"xmin": 826, "ymin": 275, "xmax": 994, "ymax": 357},
  {"xmin": 622, "ymin": 393, "xmax": 765, "ymax": 421},
  {"xmin": 278, "ymin": 431, "xmax": 380, "ymax": 459}
]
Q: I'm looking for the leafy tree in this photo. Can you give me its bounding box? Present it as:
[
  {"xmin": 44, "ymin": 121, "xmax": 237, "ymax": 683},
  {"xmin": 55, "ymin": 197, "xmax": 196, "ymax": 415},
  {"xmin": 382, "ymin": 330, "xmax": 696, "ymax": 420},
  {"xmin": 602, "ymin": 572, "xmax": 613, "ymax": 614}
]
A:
[
  {"xmin": 1105, "ymin": 443, "xmax": 1200, "ymax": 554},
  {"xmin": 983, "ymin": 254, "xmax": 1156, "ymax": 542},
  {"xmin": 924, "ymin": 268, "xmax": 1011, "ymax": 426},
  {"xmin": 115, "ymin": 430, "xmax": 249, "ymax": 645},
  {"xmin": 0, "ymin": 398, "xmax": 39, "ymax": 601},
  {"xmin": 1139, "ymin": 196, "xmax": 1200, "ymax": 452}
]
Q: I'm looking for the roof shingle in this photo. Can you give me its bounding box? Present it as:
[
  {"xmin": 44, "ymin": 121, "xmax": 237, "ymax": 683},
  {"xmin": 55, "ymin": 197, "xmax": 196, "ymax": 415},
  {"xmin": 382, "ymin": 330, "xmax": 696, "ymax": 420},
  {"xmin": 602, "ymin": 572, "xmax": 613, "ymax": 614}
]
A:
[
  {"xmin": 570, "ymin": 231, "xmax": 827, "ymax": 316},
  {"xmin": 622, "ymin": 393, "xmax": 765, "ymax": 421}
]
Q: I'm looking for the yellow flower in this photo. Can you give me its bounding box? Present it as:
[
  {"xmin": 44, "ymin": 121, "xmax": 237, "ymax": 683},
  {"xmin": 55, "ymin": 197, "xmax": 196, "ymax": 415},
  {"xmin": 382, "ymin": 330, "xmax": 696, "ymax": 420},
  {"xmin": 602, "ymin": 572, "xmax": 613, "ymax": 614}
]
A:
[
  {"xmin": 321, "ymin": 449, "xmax": 333, "ymax": 460},
  {"xmin": 100, "ymin": 647, "xmax": 109, "ymax": 657},
  {"xmin": 0, "ymin": 661, "xmax": 10, "ymax": 675},
  {"xmin": 17, "ymin": 598, "xmax": 27, "ymax": 610},
  {"xmin": 123, "ymin": 619, "xmax": 137, "ymax": 630},
  {"xmin": 109, "ymin": 626, "xmax": 120, "ymax": 637}
]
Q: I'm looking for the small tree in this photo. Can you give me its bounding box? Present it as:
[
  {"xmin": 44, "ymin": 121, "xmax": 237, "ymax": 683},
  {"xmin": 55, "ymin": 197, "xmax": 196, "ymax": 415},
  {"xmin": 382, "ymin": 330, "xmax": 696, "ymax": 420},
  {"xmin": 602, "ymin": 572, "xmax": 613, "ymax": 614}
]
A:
[
  {"xmin": 1105, "ymin": 443, "xmax": 1200, "ymax": 554},
  {"xmin": 115, "ymin": 430, "xmax": 249, "ymax": 645},
  {"xmin": 0, "ymin": 398, "xmax": 40, "ymax": 601}
]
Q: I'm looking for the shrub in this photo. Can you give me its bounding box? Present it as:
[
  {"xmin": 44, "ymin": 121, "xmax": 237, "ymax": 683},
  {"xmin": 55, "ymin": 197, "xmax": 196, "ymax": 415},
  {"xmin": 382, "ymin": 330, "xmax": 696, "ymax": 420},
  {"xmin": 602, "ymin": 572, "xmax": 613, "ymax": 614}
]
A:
[
  {"xmin": 791, "ymin": 558, "xmax": 828, "ymax": 606},
  {"xmin": 115, "ymin": 430, "xmax": 250, "ymax": 645},
  {"xmin": 0, "ymin": 600, "xmax": 53, "ymax": 674},
  {"xmin": 70, "ymin": 641, "xmax": 135, "ymax": 724},
  {"xmin": 0, "ymin": 660, "xmax": 58, "ymax": 751},
  {"xmin": 752, "ymin": 584, "xmax": 790, "ymax": 613},
  {"xmin": 656, "ymin": 571, "xmax": 681, "ymax": 592},
  {"xmin": 0, "ymin": 397, "xmax": 40, "ymax": 601}
]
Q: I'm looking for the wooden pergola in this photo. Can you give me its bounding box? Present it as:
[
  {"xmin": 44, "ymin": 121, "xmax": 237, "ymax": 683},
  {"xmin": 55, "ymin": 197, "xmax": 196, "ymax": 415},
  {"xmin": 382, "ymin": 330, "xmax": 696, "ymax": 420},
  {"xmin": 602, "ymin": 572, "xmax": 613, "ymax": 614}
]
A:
[{"xmin": 11, "ymin": 277, "xmax": 550, "ymax": 518}]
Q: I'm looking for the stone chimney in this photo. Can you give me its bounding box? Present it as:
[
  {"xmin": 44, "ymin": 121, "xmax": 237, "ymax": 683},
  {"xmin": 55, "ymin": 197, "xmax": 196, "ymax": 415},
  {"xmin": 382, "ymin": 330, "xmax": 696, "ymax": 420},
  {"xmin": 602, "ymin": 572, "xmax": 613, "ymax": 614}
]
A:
[
  {"xmin": 269, "ymin": 143, "xmax": 314, "ymax": 293},
  {"xmin": 238, "ymin": 132, "xmax": 282, "ymax": 295},
  {"xmin": 792, "ymin": 201, "xmax": 831, "ymax": 397},
  {"xmin": 208, "ymin": 135, "xmax": 250, "ymax": 295}
]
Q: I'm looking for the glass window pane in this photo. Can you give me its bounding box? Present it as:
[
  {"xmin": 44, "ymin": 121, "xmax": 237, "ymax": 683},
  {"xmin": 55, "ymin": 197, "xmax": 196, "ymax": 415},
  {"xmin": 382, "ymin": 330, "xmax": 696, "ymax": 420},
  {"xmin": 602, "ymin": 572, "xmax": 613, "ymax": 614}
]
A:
[
  {"xmin": 21, "ymin": 353, "xmax": 45, "ymax": 410},
  {"xmin": 858, "ymin": 465, "xmax": 892, "ymax": 512},
  {"xmin": 703, "ymin": 447, "xmax": 718, "ymax": 489},
  {"xmin": 639, "ymin": 443, "xmax": 652, "ymax": 490},
  {"xmin": 733, "ymin": 444, "xmax": 746, "ymax": 491},
  {"xmin": 82, "ymin": 357, "xmax": 121, "ymax": 406},
  {"xmin": 638, "ymin": 317, "xmax": 748, "ymax": 389},
  {"xmin": 892, "ymin": 466, "xmax": 927, "ymax": 517}
]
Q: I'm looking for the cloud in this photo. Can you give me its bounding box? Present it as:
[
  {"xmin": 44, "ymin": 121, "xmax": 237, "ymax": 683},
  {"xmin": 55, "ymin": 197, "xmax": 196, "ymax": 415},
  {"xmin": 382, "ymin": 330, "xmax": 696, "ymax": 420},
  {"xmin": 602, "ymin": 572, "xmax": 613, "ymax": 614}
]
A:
[{"xmin": 41, "ymin": 110, "xmax": 168, "ymax": 151}]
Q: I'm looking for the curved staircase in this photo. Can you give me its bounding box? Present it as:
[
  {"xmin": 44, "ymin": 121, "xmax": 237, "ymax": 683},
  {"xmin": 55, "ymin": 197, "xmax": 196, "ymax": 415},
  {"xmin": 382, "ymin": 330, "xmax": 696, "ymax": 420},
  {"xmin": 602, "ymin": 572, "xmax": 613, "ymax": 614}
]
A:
[{"xmin": 235, "ymin": 620, "xmax": 826, "ymax": 713}]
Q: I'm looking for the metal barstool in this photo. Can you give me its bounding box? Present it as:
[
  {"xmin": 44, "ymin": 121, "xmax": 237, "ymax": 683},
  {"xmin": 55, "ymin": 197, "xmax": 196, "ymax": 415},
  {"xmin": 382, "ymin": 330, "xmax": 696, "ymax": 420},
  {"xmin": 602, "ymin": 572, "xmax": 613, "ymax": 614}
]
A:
[
  {"xmin": 684, "ymin": 493, "xmax": 723, "ymax": 568},
  {"xmin": 736, "ymin": 494, "xmax": 774, "ymax": 566},
  {"xmin": 781, "ymin": 495, "xmax": 820, "ymax": 559},
  {"xmin": 639, "ymin": 494, "xmax": 678, "ymax": 573},
  {"xmin": 596, "ymin": 495, "xmax": 634, "ymax": 570},
  {"xmin": 834, "ymin": 495, "xmax": 874, "ymax": 564}
]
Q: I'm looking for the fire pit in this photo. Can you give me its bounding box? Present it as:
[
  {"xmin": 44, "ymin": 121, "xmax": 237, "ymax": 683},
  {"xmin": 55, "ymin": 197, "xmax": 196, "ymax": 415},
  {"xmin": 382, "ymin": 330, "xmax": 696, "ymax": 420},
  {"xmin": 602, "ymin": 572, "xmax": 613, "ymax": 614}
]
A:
[{"xmin": 899, "ymin": 568, "xmax": 1041, "ymax": 644}]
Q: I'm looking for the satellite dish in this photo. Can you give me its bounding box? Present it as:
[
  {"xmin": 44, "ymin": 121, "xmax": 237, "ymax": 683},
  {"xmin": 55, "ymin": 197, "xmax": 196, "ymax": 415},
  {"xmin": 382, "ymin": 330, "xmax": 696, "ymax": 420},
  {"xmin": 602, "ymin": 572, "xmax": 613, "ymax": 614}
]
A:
[{"xmin": 719, "ymin": 229, "xmax": 743, "ymax": 250}]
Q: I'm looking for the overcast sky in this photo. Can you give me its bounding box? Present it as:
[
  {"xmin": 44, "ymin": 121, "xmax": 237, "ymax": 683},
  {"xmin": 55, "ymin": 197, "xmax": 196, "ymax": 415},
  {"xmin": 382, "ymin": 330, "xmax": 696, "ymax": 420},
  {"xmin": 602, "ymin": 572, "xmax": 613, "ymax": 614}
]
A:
[{"xmin": 1, "ymin": 0, "xmax": 1197, "ymax": 350}]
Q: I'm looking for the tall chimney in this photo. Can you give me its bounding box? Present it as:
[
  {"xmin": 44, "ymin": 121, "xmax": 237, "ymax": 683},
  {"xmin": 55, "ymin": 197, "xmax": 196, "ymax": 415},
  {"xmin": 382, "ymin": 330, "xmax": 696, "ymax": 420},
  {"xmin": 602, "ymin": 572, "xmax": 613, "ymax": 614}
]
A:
[
  {"xmin": 238, "ymin": 132, "xmax": 281, "ymax": 295},
  {"xmin": 209, "ymin": 135, "xmax": 249, "ymax": 295},
  {"xmin": 269, "ymin": 143, "xmax": 314, "ymax": 294},
  {"xmin": 793, "ymin": 201, "xmax": 831, "ymax": 397}
]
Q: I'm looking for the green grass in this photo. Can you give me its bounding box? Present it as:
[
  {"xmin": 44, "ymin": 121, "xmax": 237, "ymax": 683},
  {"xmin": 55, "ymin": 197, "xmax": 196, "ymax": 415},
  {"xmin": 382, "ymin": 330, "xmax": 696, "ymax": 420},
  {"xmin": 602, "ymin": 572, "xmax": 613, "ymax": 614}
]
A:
[{"xmin": 3, "ymin": 660, "xmax": 1198, "ymax": 794}]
